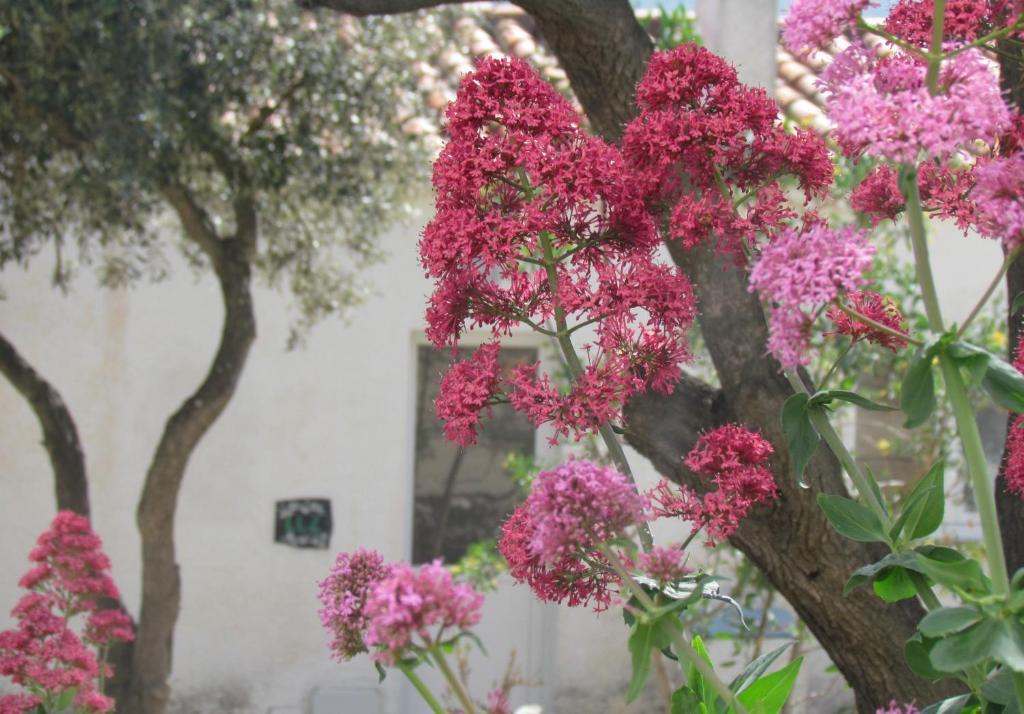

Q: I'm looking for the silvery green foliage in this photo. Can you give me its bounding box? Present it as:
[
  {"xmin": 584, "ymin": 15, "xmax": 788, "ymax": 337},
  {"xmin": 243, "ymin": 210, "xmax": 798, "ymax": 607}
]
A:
[{"xmin": 0, "ymin": 0, "xmax": 438, "ymax": 340}]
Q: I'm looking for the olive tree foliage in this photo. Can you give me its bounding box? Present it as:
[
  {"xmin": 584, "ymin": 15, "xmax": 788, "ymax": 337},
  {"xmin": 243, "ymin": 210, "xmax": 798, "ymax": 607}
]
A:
[
  {"xmin": 0, "ymin": 2, "xmax": 437, "ymax": 711},
  {"xmin": 0, "ymin": 0, "xmax": 429, "ymax": 339}
]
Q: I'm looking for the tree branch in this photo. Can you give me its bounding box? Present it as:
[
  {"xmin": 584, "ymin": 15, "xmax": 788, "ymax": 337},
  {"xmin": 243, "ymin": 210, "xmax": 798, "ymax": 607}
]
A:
[
  {"xmin": 0, "ymin": 328, "xmax": 90, "ymax": 516},
  {"xmin": 158, "ymin": 180, "xmax": 224, "ymax": 269}
]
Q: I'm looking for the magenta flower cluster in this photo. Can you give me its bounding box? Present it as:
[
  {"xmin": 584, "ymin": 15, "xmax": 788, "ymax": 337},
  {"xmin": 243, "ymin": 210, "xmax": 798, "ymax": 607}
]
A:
[
  {"xmin": 650, "ymin": 425, "xmax": 779, "ymax": 545},
  {"xmin": 318, "ymin": 551, "xmax": 483, "ymax": 666},
  {"xmin": 749, "ymin": 223, "xmax": 875, "ymax": 367},
  {"xmin": 0, "ymin": 512, "xmax": 133, "ymax": 714},
  {"xmin": 499, "ymin": 459, "xmax": 646, "ymax": 611}
]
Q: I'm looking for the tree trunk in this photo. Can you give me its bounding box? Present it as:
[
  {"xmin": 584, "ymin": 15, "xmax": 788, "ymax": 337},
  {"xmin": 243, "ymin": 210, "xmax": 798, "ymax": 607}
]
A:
[
  {"xmin": 122, "ymin": 238, "xmax": 256, "ymax": 714},
  {"xmin": 996, "ymin": 35, "xmax": 1024, "ymax": 577},
  {"xmin": 0, "ymin": 328, "xmax": 90, "ymax": 516}
]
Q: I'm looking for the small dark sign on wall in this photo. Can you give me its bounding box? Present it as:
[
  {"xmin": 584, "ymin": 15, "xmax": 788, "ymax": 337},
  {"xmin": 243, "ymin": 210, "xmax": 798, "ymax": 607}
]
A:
[{"xmin": 274, "ymin": 499, "xmax": 332, "ymax": 550}]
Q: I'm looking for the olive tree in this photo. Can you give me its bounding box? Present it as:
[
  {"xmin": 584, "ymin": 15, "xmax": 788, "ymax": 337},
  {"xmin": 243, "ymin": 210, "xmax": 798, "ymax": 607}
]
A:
[{"xmin": 0, "ymin": 2, "xmax": 434, "ymax": 711}]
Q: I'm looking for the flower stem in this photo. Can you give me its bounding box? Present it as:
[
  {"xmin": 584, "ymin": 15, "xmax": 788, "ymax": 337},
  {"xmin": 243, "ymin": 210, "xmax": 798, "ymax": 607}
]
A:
[
  {"xmin": 399, "ymin": 662, "xmax": 447, "ymax": 714},
  {"xmin": 937, "ymin": 353, "xmax": 1011, "ymax": 594},
  {"xmin": 537, "ymin": 231, "xmax": 654, "ymax": 551},
  {"xmin": 601, "ymin": 547, "xmax": 748, "ymax": 714},
  {"xmin": 956, "ymin": 247, "xmax": 1021, "ymax": 340},
  {"xmin": 903, "ymin": 168, "xmax": 945, "ymax": 329},
  {"xmin": 429, "ymin": 644, "xmax": 479, "ymax": 714},
  {"xmin": 925, "ymin": 0, "xmax": 947, "ymax": 94},
  {"xmin": 819, "ymin": 338, "xmax": 855, "ymax": 391},
  {"xmin": 904, "ymin": 163, "xmax": 1011, "ymax": 595},
  {"xmin": 856, "ymin": 17, "xmax": 927, "ymax": 58}
]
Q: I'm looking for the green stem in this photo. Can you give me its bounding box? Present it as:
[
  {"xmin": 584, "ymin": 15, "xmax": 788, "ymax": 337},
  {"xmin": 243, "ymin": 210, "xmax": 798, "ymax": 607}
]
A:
[
  {"xmin": 904, "ymin": 163, "xmax": 1011, "ymax": 596},
  {"xmin": 956, "ymin": 247, "xmax": 1021, "ymax": 340},
  {"xmin": 399, "ymin": 662, "xmax": 447, "ymax": 714},
  {"xmin": 908, "ymin": 571, "xmax": 942, "ymax": 610},
  {"xmin": 903, "ymin": 168, "xmax": 945, "ymax": 329},
  {"xmin": 938, "ymin": 353, "xmax": 1011, "ymax": 594},
  {"xmin": 942, "ymin": 17, "xmax": 1024, "ymax": 58},
  {"xmin": 430, "ymin": 644, "xmax": 479, "ymax": 714},
  {"xmin": 601, "ymin": 548, "xmax": 748, "ymax": 714},
  {"xmin": 925, "ymin": 0, "xmax": 947, "ymax": 94},
  {"xmin": 819, "ymin": 338, "xmax": 855, "ymax": 392},
  {"xmin": 537, "ymin": 231, "xmax": 654, "ymax": 551}
]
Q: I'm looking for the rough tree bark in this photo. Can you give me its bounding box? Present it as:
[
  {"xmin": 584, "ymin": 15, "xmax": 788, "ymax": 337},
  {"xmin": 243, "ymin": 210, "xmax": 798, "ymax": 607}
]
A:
[
  {"xmin": 121, "ymin": 185, "xmax": 258, "ymax": 714},
  {"xmin": 0, "ymin": 330, "xmax": 90, "ymax": 516},
  {"xmin": 309, "ymin": 0, "xmax": 963, "ymax": 708},
  {"xmin": 997, "ymin": 36, "xmax": 1024, "ymax": 576}
]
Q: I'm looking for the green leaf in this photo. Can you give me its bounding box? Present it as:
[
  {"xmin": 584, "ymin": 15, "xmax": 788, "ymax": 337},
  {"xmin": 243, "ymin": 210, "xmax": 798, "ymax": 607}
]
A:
[
  {"xmin": 915, "ymin": 545, "xmax": 966, "ymax": 563},
  {"xmin": 729, "ymin": 641, "xmax": 794, "ymax": 693},
  {"xmin": 374, "ymin": 661, "xmax": 388, "ymax": 683},
  {"xmin": 735, "ymin": 657, "xmax": 803, "ymax": 714},
  {"xmin": 687, "ymin": 634, "xmax": 718, "ymax": 712},
  {"xmin": 905, "ymin": 633, "xmax": 952, "ymax": 680},
  {"xmin": 863, "ymin": 464, "xmax": 888, "ymax": 523},
  {"xmin": 817, "ymin": 494, "xmax": 888, "ymax": 543},
  {"xmin": 873, "ymin": 567, "xmax": 918, "ymax": 603},
  {"xmin": 981, "ymin": 666, "xmax": 1016, "ymax": 705},
  {"xmin": 890, "ymin": 460, "xmax": 945, "ymax": 542},
  {"xmin": 627, "ymin": 617, "xmax": 678, "ymax": 703},
  {"xmin": 915, "ymin": 554, "xmax": 989, "ymax": 594},
  {"xmin": 901, "ymin": 348, "xmax": 937, "ymax": 428},
  {"xmin": 983, "ymin": 354, "xmax": 1024, "ymax": 413},
  {"xmin": 809, "ymin": 389, "xmax": 897, "ymax": 411},
  {"xmin": 947, "ymin": 341, "xmax": 992, "ymax": 386},
  {"xmin": 845, "ymin": 552, "xmax": 921, "ymax": 595},
  {"xmin": 920, "ymin": 694, "xmax": 974, "ymax": 714},
  {"xmin": 918, "ymin": 607, "xmax": 982, "ymax": 638},
  {"xmin": 781, "ymin": 393, "xmax": 819, "ymax": 487},
  {"xmin": 930, "ymin": 618, "xmax": 1003, "ymax": 671},
  {"xmin": 671, "ymin": 686, "xmax": 704, "ymax": 714}
]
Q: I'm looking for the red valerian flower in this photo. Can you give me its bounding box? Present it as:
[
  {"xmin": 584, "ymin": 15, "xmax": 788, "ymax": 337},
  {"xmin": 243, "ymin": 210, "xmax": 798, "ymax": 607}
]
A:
[
  {"xmin": 623, "ymin": 44, "xmax": 831, "ymax": 260},
  {"xmin": 423, "ymin": 56, "xmax": 698, "ymax": 446},
  {"xmin": 885, "ymin": 0, "xmax": 1017, "ymax": 45},
  {"xmin": 317, "ymin": 549, "xmax": 394, "ymax": 661},
  {"xmin": 650, "ymin": 425, "xmax": 779, "ymax": 545},
  {"xmin": 827, "ymin": 290, "xmax": 909, "ymax": 351},
  {"xmin": 0, "ymin": 513, "xmax": 131, "ymax": 714},
  {"xmin": 1004, "ymin": 335, "xmax": 1024, "ymax": 499}
]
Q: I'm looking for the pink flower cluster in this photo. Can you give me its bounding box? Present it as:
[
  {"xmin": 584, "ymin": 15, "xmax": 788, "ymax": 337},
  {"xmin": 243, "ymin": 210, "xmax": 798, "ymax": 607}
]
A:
[
  {"xmin": 623, "ymin": 44, "xmax": 831, "ymax": 259},
  {"xmin": 365, "ymin": 561, "xmax": 484, "ymax": 665},
  {"xmin": 0, "ymin": 512, "xmax": 133, "ymax": 714},
  {"xmin": 782, "ymin": 0, "xmax": 875, "ymax": 57},
  {"xmin": 821, "ymin": 44, "xmax": 1010, "ymax": 163},
  {"xmin": 317, "ymin": 549, "xmax": 393, "ymax": 661},
  {"xmin": 425, "ymin": 57, "xmax": 698, "ymax": 447},
  {"xmin": 852, "ymin": 162, "xmax": 981, "ymax": 234},
  {"xmin": 318, "ymin": 551, "xmax": 484, "ymax": 666},
  {"xmin": 636, "ymin": 546, "xmax": 691, "ymax": 584},
  {"xmin": 748, "ymin": 223, "xmax": 875, "ymax": 367},
  {"xmin": 499, "ymin": 459, "xmax": 646, "ymax": 611},
  {"xmin": 973, "ymin": 154, "xmax": 1024, "ymax": 247},
  {"xmin": 650, "ymin": 425, "xmax": 779, "ymax": 545},
  {"xmin": 827, "ymin": 290, "xmax": 909, "ymax": 351}
]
